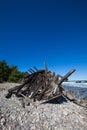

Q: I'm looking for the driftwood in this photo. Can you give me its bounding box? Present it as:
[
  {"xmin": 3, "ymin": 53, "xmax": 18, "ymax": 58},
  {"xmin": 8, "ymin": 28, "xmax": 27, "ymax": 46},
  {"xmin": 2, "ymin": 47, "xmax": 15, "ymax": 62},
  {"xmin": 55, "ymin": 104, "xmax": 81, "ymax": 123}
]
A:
[
  {"xmin": 6, "ymin": 63, "xmax": 76, "ymax": 106},
  {"xmin": 6, "ymin": 63, "xmax": 87, "ymax": 108}
]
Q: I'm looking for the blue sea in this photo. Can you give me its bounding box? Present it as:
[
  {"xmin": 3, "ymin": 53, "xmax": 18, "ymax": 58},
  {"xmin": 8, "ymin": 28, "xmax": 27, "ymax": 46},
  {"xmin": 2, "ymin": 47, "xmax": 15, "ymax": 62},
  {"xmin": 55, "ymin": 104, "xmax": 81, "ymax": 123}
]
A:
[{"xmin": 62, "ymin": 82, "xmax": 87, "ymax": 99}]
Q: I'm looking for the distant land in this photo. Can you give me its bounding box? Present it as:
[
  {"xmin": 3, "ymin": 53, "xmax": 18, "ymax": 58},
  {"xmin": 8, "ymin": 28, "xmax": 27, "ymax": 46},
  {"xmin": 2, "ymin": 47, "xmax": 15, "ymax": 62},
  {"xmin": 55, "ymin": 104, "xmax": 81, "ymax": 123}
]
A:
[{"xmin": 67, "ymin": 80, "xmax": 87, "ymax": 83}]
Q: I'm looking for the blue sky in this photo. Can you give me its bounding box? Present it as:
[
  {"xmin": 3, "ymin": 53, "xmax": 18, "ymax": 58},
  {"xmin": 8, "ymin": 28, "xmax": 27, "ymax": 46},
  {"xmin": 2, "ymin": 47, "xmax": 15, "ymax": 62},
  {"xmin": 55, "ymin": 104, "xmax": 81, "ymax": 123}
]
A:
[{"xmin": 0, "ymin": 0, "xmax": 87, "ymax": 80}]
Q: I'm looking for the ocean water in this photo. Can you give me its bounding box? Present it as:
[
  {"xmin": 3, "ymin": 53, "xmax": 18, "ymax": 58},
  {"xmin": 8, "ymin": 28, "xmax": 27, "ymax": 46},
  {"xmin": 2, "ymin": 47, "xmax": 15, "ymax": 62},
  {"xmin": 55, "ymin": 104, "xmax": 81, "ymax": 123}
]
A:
[{"xmin": 62, "ymin": 82, "xmax": 87, "ymax": 99}]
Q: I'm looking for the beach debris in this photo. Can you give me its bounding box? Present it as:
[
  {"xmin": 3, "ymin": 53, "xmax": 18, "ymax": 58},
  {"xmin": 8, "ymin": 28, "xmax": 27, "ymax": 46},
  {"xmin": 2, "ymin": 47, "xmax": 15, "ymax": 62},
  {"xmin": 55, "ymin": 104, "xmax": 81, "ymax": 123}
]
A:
[{"xmin": 6, "ymin": 62, "xmax": 76, "ymax": 106}]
